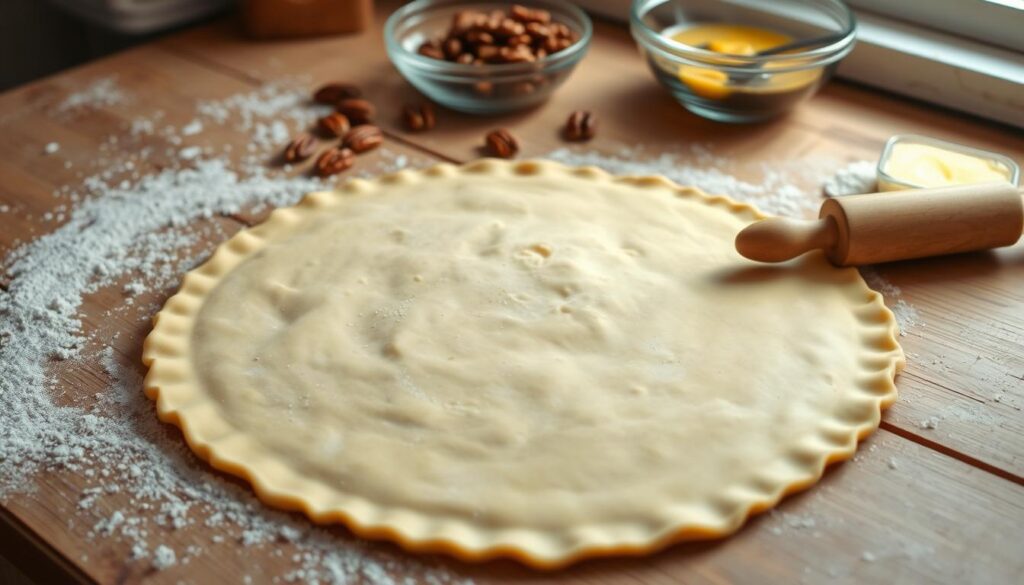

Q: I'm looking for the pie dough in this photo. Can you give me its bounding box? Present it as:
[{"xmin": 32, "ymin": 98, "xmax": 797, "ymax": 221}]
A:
[{"xmin": 143, "ymin": 159, "xmax": 903, "ymax": 567}]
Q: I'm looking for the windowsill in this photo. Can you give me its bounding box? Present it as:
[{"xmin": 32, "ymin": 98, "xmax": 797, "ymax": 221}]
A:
[{"xmin": 839, "ymin": 10, "xmax": 1024, "ymax": 128}]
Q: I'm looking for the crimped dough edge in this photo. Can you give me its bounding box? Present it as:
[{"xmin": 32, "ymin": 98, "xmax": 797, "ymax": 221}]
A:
[{"xmin": 142, "ymin": 158, "xmax": 905, "ymax": 569}]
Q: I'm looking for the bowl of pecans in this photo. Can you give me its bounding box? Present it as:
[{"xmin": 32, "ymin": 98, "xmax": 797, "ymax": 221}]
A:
[{"xmin": 385, "ymin": 0, "xmax": 592, "ymax": 114}]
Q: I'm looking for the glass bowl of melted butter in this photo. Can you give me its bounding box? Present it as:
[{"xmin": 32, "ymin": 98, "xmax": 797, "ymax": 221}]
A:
[{"xmin": 631, "ymin": 0, "xmax": 856, "ymax": 123}]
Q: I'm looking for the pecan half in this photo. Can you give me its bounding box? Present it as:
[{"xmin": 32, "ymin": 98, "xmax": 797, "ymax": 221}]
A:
[
  {"xmin": 476, "ymin": 44, "xmax": 501, "ymax": 62},
  {"xmin": 403, "ymin": 103, "xmax": 437, "ymax": 132},
  {"xmin": 525, "ymin": 22, "xmax": 551, "ymax": 40},
  {"xmin": 451, "ymin": 10, "xmax": 482, "ymax": 35},
  {"xmin": 499, "ymin": 45, "xmax": 535, "ymax": 63},
  {"xmin": 564, "ymin": 110, "xmax": 597, "ymax": 141},
  {"xmin": 315, "ymin": 147, "xmax": 355, "ymax": 177},
  {"xmin": 443, "ymin": 37, "xmax": 463, "ymax": 59},
  {"xmin": 485, "ymin": 128, "xmax": 519, "ymax": 158},
  {"xmin": 544, "ymin": 36, "xmax": 572, "ymax": 54},
  {"xmin": 510, "ymin": 4, "xmax": 551, "ymax": 25},
  {"xmin": 283, "ymin": 133, "xmax": 317, "ymax": 163},
  {"xmin": 317, "ymin": 112, "xmax": 351, "ymax": 137},
  {"xmin": 343, "ymin": 125, "xmax": 384, "ymax": 153},
  {"xmin": 474, "ymin": 81, "xmax": 495, "ymax": 96},
  {"xmin": 313, "ymin": 82, "xmax": 361, "ymax": 104},
  {"xmin": 466, "ymin": 30, "xmax": 495, "ymax": 45},
  {"xmin": 417, "ymin": 41, "xmax": 445, "ymax": 60},
  {"xmin": 508, "ymin": 33, "xmax": 533, "ymax": 48},
  {"xmin": 335, "ymin": 98, "xmax": 375, "ymax": 125},
  {"xmin": 496, "ymin": 18, "xmax": 526, "ymax": 37}
]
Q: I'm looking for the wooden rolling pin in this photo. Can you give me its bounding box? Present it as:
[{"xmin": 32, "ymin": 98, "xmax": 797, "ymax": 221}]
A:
[{"xmin": 735, "ymin": 182, "xmax": 1024, "ymax": 266}]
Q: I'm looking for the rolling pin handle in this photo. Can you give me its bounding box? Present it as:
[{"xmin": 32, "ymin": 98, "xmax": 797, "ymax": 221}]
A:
[{"xmin": 734, "ymin": 216, "xmax": 839, "ymax": 263}]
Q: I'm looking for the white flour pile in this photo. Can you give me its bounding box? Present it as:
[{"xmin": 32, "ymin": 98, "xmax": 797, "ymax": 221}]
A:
[
  {"xmin": 823, "ymin": 160, "xmax": 877, "ymax": 197},
  {"xmin": 1, "ymin": 75, "xmax": 920, "ymax": 583}
]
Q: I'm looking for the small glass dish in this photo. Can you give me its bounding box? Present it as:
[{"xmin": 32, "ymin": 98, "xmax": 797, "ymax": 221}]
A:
[
  {"xmin": 384, "ymin": 0, "xmax": 592, "ymax": 115},
  {"xmin": 877, "ymin": 134, "xmax": 1021, "ymax": 191},
  {"xmin": 630, "ymin": 0, "xmax": 856, "ymax": 123}
]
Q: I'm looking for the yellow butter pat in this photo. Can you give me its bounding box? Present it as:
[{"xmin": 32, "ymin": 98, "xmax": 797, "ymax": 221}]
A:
[{"xmin": 883, "ymin": 142, "xmax": 1013, "ymax": 189}]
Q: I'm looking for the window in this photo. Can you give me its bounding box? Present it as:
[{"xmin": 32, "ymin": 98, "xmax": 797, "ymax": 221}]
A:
[{"xmin": 576, "ymin": 0, "xmax": 1024, "ymax": 127}]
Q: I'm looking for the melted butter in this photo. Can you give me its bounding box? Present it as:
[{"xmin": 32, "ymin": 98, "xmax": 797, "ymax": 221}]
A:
[
  {"xmin": 672, "ymin": 23, "xmax": 792, "ymax": 54},
  {"xmin": 668, "ymin": 23, "xmax": 820, "ymax": 100}
]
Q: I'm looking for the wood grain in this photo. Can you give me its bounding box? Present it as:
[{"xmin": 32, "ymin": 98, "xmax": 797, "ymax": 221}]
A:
[{"xmin": 1, "ymin": 1, "xmax": 1022, "ymax": 583}]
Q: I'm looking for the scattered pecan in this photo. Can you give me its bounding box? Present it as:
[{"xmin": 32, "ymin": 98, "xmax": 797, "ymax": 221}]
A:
[
  {"xmin": 343, "ymin": 125, "xmax": 384, "ymax": 153},
  {"xmin": 317, "ymin": 112, "xmax": 351, "ymax": 137},
  {"xmin": 313, "ymin": 82, "xmax": 361, "ymax": 104},
  {"xmin": 485, "ymin": 128, "xmax": 519, "ymax": 158},
  {"xmin": 283, "ymin": 133, "xmax": 317, "ymax": 163},
  {"xmin": 564, "ymin": 110, "xmax": 597, "ymax": 141},
  {"xmin": 403, "ymin": 103, "xmax": 437, "ymax": 132},
  {"xmin": 335, "ymin": 98, "xmax": 375, "ymax": 125},
  {"xmin": 315, "ymin": 147, "xmax": 355, "ymax": 176}
]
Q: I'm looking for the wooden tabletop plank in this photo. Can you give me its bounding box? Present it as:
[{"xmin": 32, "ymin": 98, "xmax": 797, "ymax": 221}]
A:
[
  {"xmin": 449, "ymin": 431, "xmax": 1024, "ymax": 585},
  {"xmin": 159, "ymin": 7, "xmax": 1024, "ymax": 480}
]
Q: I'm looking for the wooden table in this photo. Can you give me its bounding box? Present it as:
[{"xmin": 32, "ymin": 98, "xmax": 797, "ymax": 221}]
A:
[{"xmin": 1, "ymin": 2, "xmax": 1022, "ymax": 583}]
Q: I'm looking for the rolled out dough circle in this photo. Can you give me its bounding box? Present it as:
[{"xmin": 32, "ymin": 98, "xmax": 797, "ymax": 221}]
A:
[{"xmin": 143, "ymin": 159, "xmax": 903, "ymax": 567}]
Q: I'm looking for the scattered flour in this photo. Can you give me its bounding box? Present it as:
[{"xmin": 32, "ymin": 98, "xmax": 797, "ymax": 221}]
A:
[
  {"xmin": 58, "ymin": 76, "xmax": 127, "ymax": 111},
  {"xmin": 823, "ymin": 160, "xmax": 877, "ymax": 197},
  {"xmin": 0, "ymin": 79, "xmax": 459, "ymax": 584},
  {"xmin": 181, "ymin": 119, "xmax": 204, "ymax": 136},
  {"xmin": 178, "ymin": 146, "xmax": 203, "ymax": 161},
  {"xmin": 44, "ymin": 142, "xmax": 60, "ymax": 155},
  {"xmin": 546, "ymin": 146, "xmax": 834, "ymax": 217},
  {"xmin": 767, "ymin": 510, "xmax": 819, "ymax": 536},
  {"xmin": 861, "ymin": 550, "xmax": 877, "ymax": 562},
  {"xmin": 920, "ymin": 417, "xmax": 940, "ymax": 430},
  {"xmin": 196, "ymin": 82, "xmax": 328, "ymax": 142},
  {"xmin": 152, "ymin": 545, "xmax": 177, "ymax": 570},
  {"xmin": 861, "ymin": 268, "xmax": 922, "ymax": 336}
]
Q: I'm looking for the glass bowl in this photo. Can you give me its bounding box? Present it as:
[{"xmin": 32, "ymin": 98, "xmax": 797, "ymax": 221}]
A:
[
  {"xmin": 384, "ymin": 0, "xmax": 592, "ymax": 115},
  {"xmin": 631, "ymin": 0, "xmax": 856, "ymax": 123}
]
